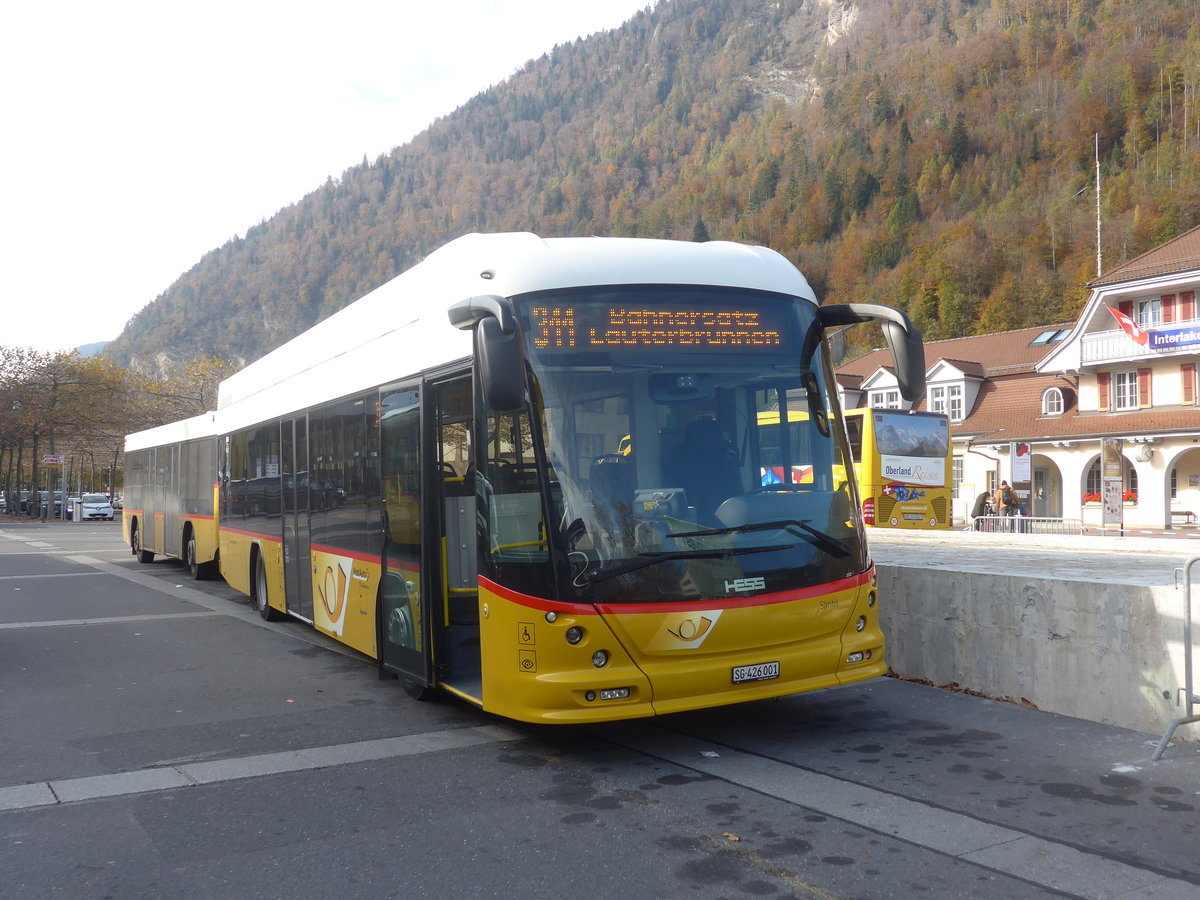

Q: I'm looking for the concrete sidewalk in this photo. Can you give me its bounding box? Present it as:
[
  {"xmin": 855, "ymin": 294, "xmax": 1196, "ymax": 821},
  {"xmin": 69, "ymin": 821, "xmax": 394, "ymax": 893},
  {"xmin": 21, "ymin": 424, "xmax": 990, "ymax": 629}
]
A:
[
  {"xmin": 868, "ymin": 527, "xmax": 1200, "ymax": 587},
  {"xmin": 658, "ymin": 674, "xmax": 1200, "ymax": 898}
]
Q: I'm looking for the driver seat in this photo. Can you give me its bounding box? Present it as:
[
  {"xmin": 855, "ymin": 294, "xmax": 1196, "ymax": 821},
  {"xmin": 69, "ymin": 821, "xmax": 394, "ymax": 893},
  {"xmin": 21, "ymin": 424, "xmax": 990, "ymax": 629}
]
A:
[{"xmin": 672, "ymin": 419, "xmax": 741, "ymax": 522}]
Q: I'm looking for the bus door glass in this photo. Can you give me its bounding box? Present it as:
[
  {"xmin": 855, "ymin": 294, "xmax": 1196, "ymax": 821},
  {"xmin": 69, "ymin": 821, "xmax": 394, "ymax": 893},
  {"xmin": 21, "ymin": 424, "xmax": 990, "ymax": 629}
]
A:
[
  {"xmin": 282, "ymin": 416, "xmax": 313, "ymax": 621},
  {"xmin": 380, "ymin": 385, "xmax": 427, "ymax": 682},
  {"xmin": 432, "ymin": 378, "xmax": 479, "ymax": 697}
]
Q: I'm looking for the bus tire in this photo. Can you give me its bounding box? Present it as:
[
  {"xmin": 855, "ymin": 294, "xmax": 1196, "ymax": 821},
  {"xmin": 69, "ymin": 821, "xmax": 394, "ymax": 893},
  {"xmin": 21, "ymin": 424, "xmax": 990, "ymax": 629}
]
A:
[
  {"xmin": 132, "ymin": 522, "xmax": 154, "ymax": 564},
  {"xmin": 184, "ymin": 532, "xmax": 215, "ymax": 581},
  {"xmin": 254, "ymin": 557, "xmax": 284, "ymax": 622}
]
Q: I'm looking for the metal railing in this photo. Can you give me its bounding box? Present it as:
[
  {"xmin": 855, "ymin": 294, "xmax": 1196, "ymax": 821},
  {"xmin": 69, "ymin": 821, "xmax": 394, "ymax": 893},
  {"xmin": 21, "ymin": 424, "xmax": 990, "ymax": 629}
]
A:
[
  {"xmin": 1153, "ymin": 556, "xmax": 1200, "ymax": 760},
  {"xmin": 969, "ymin": 515, "xmax": 1085, "ymax": 535}
]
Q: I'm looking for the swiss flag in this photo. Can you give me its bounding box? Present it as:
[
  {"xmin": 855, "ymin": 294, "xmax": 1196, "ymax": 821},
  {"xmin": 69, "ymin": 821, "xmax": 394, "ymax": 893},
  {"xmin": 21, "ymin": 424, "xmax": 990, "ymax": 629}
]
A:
[{"xmin": 1107, "ymin": 306, "xmax": 1149, "ymax": 346}]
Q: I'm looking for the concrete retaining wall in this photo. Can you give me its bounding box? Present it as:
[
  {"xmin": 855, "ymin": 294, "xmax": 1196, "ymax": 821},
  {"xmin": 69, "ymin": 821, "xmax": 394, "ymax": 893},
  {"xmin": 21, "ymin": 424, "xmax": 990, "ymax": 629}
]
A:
[{"xmin": 877, "ymin": 564, "xmax": 1197, "ymax": 740}]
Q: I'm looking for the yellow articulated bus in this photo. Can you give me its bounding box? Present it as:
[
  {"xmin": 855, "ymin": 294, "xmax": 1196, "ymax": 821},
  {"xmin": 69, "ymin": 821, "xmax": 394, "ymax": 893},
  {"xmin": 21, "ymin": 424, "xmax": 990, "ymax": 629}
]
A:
[
  {"xmin": 123, "ymin": 233, "xmax": 925, "ymax": 723},
  {"xmin": 842, "ymin": 408, "xmax": 951, "ymax": 529},
  {"xmin": 123, "ymin": 412, "xmax": 221, "ymax": 579}
]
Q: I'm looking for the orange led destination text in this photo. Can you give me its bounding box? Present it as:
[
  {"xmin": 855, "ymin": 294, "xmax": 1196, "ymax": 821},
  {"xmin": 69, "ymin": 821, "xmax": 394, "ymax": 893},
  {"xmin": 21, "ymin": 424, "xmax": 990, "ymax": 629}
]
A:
[{"xmin": 531, "ymin": 306, "xmax": 782, "ymax": 348}]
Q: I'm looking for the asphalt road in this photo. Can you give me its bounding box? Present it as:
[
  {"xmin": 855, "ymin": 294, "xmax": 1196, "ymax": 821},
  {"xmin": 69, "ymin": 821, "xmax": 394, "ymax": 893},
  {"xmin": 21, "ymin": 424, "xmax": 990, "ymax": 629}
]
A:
[{"xmin": 3, "ymin": 520, "xmax": 1200, "ymax": 899}]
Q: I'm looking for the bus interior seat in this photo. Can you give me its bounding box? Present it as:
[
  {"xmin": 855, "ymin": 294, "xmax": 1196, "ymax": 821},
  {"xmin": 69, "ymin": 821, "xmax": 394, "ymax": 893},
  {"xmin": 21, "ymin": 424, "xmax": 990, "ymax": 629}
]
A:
[{"xmin": 671, "ymin": 419, "xmax": 741, "ymax": 521}]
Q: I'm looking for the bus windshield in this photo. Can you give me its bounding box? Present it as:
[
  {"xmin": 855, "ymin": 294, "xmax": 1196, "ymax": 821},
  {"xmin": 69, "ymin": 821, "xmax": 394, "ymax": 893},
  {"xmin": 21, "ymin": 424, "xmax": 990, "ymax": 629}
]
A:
[{"xmin": 491, "ymin": 286, "xmax": 868, "ymax": 606}]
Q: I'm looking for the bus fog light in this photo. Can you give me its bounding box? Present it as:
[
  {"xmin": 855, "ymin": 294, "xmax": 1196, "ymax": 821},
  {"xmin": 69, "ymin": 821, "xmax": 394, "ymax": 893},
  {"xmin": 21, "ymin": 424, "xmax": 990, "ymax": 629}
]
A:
[
  {"xmin": 565, "ymin": 626, "xmax": 584, "ymax": 644},
  {"xmin": 591, "ymin": 649, "xmax": 609, "ymax": 668},
  {"xmin": 855, "ymin": 616, "xmax": 867, "ymax": 632},
  {"xmin": 599, "ymin": 687, "xmax": 630, "ymax": 700},
  {"xmin": 846, "ymin": 652, "xmax": 864, "ymax": 664},
  {"xmin": 585, "ymin": 690, "xmax": 596, "ymax": 701}
]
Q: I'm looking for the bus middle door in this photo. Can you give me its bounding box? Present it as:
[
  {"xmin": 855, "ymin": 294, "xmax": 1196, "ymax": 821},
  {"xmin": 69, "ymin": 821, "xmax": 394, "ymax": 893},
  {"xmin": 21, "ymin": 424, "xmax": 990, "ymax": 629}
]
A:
[{"xmin": 282, "ymin": 416, "xmax": 314, "ymax": 620}]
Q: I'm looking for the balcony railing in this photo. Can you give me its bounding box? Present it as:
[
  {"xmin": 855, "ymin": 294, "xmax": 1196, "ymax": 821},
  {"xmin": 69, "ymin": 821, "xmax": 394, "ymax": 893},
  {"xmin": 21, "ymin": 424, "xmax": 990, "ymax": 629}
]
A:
[{"xmin": 1080, "ymin": 318, "xmax": 1200, "ymax": 364}]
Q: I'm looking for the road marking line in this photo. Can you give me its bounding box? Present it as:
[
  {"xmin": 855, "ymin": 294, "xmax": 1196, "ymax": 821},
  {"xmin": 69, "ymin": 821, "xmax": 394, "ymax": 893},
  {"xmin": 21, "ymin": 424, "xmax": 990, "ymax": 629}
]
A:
[
  {"xmin": 602, "ymin": 723, "xmax": 1192, "ymax": 900},
  {"xmin": 0, "ymin": 611, "xmax": 221, "ymax": 629},
  {"xmin": 1, "ymin": 725, "xmax": 521, "ymax": 811},
  {"xmin": 0, "ymin": 571, "xmax": 93, "ymax": 580}
]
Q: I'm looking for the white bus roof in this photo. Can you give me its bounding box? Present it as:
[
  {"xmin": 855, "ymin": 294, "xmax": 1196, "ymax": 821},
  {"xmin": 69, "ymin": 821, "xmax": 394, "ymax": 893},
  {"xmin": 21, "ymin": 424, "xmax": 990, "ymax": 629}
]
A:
[
  {"xmin": 215, "ymin": 233, "xmax": 817, "ymax": 433},
  {"xmin": 125, "ymin": 410, "xmax": 219, "ymax": 453}
]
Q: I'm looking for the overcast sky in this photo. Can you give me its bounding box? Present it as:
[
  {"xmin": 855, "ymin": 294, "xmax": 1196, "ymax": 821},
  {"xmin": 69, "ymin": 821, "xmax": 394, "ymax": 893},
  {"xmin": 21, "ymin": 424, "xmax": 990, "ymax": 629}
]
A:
[{"xmin": 2, "ymin": 0, "xmax": 655, "ymax": 355}]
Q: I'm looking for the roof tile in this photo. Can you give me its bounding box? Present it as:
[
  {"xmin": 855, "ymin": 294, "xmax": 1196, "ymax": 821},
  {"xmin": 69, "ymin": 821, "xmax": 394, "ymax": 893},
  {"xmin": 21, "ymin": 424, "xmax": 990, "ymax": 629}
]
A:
[{"xmin": 1089, "ymin": 222, "xmax": 1200, "ymax": 287}]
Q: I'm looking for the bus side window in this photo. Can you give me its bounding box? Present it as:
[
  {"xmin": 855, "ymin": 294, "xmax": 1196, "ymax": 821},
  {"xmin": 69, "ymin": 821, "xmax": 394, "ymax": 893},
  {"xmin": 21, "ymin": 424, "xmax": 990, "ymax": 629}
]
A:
[{"xmin": 483, "ymin": 411, "xmax": 547, "ymax": 562}]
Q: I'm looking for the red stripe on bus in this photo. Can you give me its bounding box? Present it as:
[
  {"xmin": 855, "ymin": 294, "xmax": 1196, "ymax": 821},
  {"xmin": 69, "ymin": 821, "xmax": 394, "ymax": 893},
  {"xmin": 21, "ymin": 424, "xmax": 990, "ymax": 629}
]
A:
[
  {"xmin": 481, "ymin": 570, "xmax": 873, "ymax": 616},
  {"xmin": 141, "ymin": 513, "xmax": 214, "ymax": 521},
  {"xmin": 310, "ymin": 543, "xmax": 382, "ymax": 565},
  {"xmin": 593, "ymin": 569, "xmax": 873, "ymax": 615},
  {"xmin": 220, "ymin": 526, "xmax": 282, "ymax": 543},
  {"xmin": 479, "ymin": 577, "xmax": 598, "ymax": 616}
]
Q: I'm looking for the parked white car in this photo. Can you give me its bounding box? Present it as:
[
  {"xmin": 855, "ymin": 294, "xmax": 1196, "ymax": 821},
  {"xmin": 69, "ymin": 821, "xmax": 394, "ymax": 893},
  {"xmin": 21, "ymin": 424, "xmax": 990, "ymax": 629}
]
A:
[{"xmin": 79, "ymin": 493, "xmax": 114, "ymax": 521}]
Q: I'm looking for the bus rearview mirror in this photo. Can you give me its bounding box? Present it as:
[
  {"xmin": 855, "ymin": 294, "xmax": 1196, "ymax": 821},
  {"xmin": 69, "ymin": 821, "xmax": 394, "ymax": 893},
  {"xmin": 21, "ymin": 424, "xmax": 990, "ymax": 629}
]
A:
[
  {"xmin": 477, "ymin": 315, "xmax": 527, "ymax": 412},
  {"xmin": 819, "ymin": 303, "xmax": 926, "ymax": 402}
]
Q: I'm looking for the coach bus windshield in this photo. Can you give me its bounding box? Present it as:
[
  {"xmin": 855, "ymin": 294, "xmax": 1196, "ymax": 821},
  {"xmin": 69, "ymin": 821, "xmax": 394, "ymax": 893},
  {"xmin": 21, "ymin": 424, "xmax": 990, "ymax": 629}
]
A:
[{"xmin": 479, "ymin": 286, "xmax": 869, "ymax": 606}]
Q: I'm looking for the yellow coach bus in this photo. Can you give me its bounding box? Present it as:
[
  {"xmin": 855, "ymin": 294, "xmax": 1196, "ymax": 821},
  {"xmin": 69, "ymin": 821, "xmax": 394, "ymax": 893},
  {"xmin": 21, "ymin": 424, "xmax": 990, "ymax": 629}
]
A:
[
  {"xmin": 842, "ymin": 408, "xmax": 951, "ymax": 529},
  {"xmin": 123, "ymin": 233, "xmax": 925, "ymax": 723},
  {"xmin": 123, "ymin": 412, "xmax": 221, "ymax": 578}
]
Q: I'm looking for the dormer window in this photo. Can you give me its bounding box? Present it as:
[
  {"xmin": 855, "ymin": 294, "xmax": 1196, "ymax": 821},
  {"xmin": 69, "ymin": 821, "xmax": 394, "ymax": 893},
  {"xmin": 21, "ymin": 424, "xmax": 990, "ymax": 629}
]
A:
[
  {"xmin": 869, "ymin": 389, "xmax": 900, "ymax": 409},
  {"xmin": 929, "ymin": 383, "xmax": 963, "ymax": 421},
  {"xmin": 1042, "ymin": 387, "xmax": 1064, "ymax": 416}
]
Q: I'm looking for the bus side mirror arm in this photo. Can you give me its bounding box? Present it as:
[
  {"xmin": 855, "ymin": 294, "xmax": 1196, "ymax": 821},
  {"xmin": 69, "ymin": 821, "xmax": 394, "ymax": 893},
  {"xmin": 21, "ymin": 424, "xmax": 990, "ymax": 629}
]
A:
[
  {"xmin": 448, "ymin": 294, "xmax": 516, "ymax": 334},
  {"xmin": 448, "ymin": 295, "xmax": 527, "ymax": 412},
  {"xmin": 819, "ymin": 303, "xmax": 926, "ymax": 402}
]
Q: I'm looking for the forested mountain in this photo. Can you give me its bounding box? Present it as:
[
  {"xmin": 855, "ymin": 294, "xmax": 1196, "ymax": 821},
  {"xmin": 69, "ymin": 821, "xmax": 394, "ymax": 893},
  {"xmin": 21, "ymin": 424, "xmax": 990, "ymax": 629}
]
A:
[{"xmin": 102, "ymin": 0, "xmax": 1200, "ymax": 376}]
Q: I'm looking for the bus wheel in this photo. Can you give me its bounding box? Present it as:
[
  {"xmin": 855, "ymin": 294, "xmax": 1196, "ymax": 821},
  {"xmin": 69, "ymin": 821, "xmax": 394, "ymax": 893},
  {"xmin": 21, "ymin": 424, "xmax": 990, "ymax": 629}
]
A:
[
  {"xmin": 132, "ymin": 522, "xmax": 154, "ymax": 564},
  {"xmin": 185, "ymin": 533, "xmax": 213, "ymax": 581},
  {"xmin": 254, "ymin": 558, "xmax": 283, "ymax": 622}
]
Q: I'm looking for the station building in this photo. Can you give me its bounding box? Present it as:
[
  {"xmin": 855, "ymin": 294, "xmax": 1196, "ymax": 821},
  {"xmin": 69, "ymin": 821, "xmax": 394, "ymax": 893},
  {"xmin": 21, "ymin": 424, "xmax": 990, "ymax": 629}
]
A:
[{"xmin": 835, "ymin": 224, "xmax": 1200, "ymax": 530}]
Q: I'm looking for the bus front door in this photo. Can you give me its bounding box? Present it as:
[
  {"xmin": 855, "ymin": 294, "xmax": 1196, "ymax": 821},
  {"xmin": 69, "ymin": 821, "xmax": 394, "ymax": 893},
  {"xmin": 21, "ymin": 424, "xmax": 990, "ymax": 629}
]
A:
[
  {"xmin": 379, "ymin": 376, "xmax": 479, "ymax": 702},
  {"xmin": 431, "ymin": 377, "xmax": 479, "ymax": 700},
  {"xmin": 379, "ymin": 385, "xmax": 430, "ymax": 690}
]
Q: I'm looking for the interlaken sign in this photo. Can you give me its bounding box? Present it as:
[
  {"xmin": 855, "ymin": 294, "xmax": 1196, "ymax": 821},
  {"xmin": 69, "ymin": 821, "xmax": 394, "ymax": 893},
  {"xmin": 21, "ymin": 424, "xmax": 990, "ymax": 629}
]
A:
[{"xmin": 1107, "ymin": 306, "xmax": 1200, "ymax": 350}]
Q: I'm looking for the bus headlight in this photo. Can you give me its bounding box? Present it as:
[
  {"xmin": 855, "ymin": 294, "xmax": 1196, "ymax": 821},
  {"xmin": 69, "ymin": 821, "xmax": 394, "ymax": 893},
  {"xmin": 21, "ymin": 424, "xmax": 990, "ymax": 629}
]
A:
[
  {"xmin": 565, "ymin": 626, "xmax": 584, "ymax": 644},
  {"xmin": 867, "ymin": 591, "xmax": 877, "ymax": 608},
  {"xmin": 855, "ymin": 616, "xmax": 867, "ymax": 632},
  {"xmin": 591, "ymin": 649, "xmax": 609, "ymax": 668}
]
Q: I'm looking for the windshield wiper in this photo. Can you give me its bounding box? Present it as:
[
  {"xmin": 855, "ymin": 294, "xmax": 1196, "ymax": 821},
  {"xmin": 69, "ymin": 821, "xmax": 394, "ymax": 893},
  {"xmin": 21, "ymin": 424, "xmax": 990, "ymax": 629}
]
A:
[
  {"xmin": 668, "ymin": 519, "xmax": 852, "ymax": 559},
  {"xmin": 588, "ymin": 544, "xmax": 790, "ymax": 584}
]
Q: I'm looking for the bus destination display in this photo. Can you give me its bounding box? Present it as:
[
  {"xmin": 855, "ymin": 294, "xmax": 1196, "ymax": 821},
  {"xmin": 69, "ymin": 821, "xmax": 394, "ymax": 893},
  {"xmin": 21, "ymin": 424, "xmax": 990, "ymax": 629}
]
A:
[{"xmin": 529, "ymin": 304, "xmax": 787, "ymax": 350}]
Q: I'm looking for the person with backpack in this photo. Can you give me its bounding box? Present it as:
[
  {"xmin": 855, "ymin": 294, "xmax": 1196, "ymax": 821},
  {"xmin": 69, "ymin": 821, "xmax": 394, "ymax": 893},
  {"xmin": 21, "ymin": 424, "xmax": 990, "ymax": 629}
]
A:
[{"xmin": 994, "ymin": 480, "xmax": 1020, "ymax": 529}]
